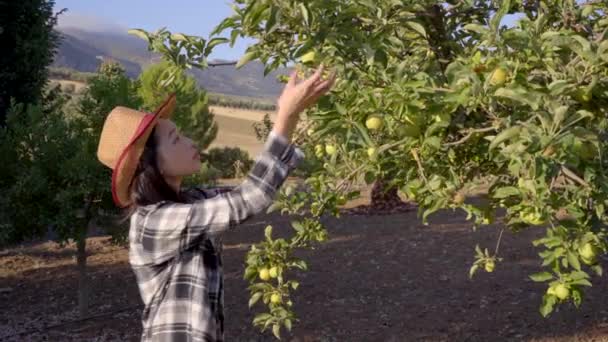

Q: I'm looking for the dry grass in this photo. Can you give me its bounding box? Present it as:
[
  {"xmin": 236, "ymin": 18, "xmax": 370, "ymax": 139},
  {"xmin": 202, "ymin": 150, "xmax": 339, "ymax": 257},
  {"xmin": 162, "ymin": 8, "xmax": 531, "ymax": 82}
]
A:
[{"xmin": 208, "ymin": 106, "xmax": 275, "ymax": 157}]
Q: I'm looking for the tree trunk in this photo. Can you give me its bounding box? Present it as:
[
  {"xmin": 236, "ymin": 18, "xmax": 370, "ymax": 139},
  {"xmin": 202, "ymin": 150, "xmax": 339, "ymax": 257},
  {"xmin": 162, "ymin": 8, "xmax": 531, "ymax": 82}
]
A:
[
  {"xmin": 77, "ymin": 198, "xmax": 93, "ymax": 318},
  {"xmin": 370, "ymin": 178, "xmax": 404, "ymax": 209},
  {"xmin": 76, "ymin": 225, "xmax": 89, "ymax": 318}
]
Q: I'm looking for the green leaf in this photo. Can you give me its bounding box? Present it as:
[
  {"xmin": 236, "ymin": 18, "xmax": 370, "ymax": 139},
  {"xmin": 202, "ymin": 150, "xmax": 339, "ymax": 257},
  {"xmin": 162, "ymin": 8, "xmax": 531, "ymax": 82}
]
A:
[
  {"xmin": 230, "ymin": 29, "xmax": 240, "ymax": 47},
  {"xmin": 266, "ymin": 5, "xmax": 279, "ymax": 32},
  {"xmin": 529, "ymin": 272, "xmax": 553, "ymax": 282},
  {"xmin": 548, "ymin": 80, "xmax": 572, "ymax": 96},
  {"xmin": 571, "ymin": 278, "xmax": 592, "ymax": 287},
  {"xmin": 552, "ymin": 106, "xmax": 569, "ymax": 129},
  {"xmin": 291, "ymin": 220, "xmax": 305, "ymax": 232},
  {"xmin": 273, "ymin": 324, "xmax": 281, "ymax": 339},
  {"xmin": 128, "ymin": 29, "xmax": 150, "ymax": 43},
  {"xmin": 170, "ymin": 33, "xmax": 188, "ymax": 42},
  {"xmin": 567, "ymin": 251, "xmax": 581, "ymax": 271},
  {"xmin": 299, "ymin": 3, "xmax": 309, "ymax": 26},
  {"xmin": 406, "ymin": 21, "xmax": 427, "ymax": 38},
  {"xmin": 493, "ymin": 186, "xmax": 520, "ymax": 198},
  {"xmin": 572, "ymin": 287, "xmax": 583, "ymax": 307},
  {"xmin": 236, "ymin": 51, "xmax": 258, "ymax": 69},
  {"xmin": 285, "ymin": 319, "xmax": 292, "ymax": 331},
  {"xmin": 205, "ymin": 37, "xmax": 229, "ymax": 55},
  {"xmin": 494, "ymin": 87, "xmax": 541, "ymax": 110},
  {"xmin": 575, "ymin": 110, "xmax": 594, "ymax": 120},
  {"xmin": 249, "ymin": 292, "xmax": 263, "ymax": 307},
  {"xmin": 582, "ymin": 5, "xmax": 594, "ymax": 17},
  {"xmin": 335, "ymin": 102, "xmax": 347, "ymax": 115},
  {"xmin": 364, "ymin": 171, "xmax": 376, "ymax": 185},
  {"xmin": 354, "ymin": 122, "xmax": 374, "ymax": 146},
  {"xmin": 490, "ymin": 0, "xmax": 511, "ymax": 32},
  {"xmin": 253, "ymin": 313, "xmax": 273, "ymax": 325},
  {"xmin": 266, "ymin": 202, "xmax": 282, "ymax": 214},
  {"xmin": 540, "ymin": 294, "xmax": 556, "ymax": 317},
  {"xmin": 469, "ymin": 264, "xmax": 479, "ymax": 279},
  {"xmin": 463, "ymin": 24, "xmax": 489, "ymax": 35},
  {"xmin": 211, "ymin": 16, "xmax": 236, "ymax": 36},
  {"xmin": 570, "ymin": 270, "xmax": 590, "ymax": 280},
  {"xmin": 422, "ymin": 198, "xmax": 447, "ymax": 223},
  {"xmin": 424, "ymin": 136, "xmax": 441, "ymax": 150},
  {"xmin": 292, "ymin": 260, "xmax": 307, "ymax": 271},
  {"xmin": 264, "ymin": 225, "xmax": 273, "ymax": 240},
  {"xmin": 244, "ymin": 267, "xmax": 258, "ymax": 280},
  {"xmin": 489, "ymin": 126, "xmax": 521, "ymax": 150}
]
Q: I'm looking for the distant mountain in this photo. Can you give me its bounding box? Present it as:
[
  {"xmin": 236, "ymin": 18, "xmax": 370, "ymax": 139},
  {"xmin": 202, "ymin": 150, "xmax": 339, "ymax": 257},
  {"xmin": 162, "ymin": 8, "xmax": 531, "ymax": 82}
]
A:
[
  {"xmin": 52, "ymin": 27, "xmax": 289, "ymax": 99},
  {"xmin": 53, "ymin": 29, "xmax": 144, "ymax": 78}
]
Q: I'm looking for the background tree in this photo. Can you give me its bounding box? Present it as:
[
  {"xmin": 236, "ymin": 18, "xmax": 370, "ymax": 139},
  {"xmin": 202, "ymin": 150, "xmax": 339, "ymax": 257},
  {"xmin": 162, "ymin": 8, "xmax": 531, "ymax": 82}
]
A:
[
  {"xmin": 0, "ymin": 60, "xmax": 143, "ymax": 318},
  {"xmin": 0, "ymin": 0, "xmax": 61, "ymax": 126},
  {"xmin": 138, "ymin": 61, "xmax": 218, "ymax": 150}
]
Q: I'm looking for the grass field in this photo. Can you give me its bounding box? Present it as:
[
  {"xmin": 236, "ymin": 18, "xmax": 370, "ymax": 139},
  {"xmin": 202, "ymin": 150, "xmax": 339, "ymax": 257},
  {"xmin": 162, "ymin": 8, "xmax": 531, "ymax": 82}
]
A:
[{"xmin": 208, "ymin": 106, "xmax": 275, "ymax": 157}]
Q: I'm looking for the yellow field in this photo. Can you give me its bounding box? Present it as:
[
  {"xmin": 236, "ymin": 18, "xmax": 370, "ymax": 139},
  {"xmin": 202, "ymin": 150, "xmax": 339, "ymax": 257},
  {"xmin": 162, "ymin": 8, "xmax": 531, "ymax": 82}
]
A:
[{"xmin": 208, "ymin": 106, "xmax": 276, "ymax": 157}]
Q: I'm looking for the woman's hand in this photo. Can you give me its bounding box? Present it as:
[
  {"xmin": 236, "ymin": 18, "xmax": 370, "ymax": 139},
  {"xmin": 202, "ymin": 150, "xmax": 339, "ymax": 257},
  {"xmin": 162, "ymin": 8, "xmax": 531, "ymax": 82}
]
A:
[{"xmin": 272, "ymin": 65, "xmax": 336, "ymax": 141}]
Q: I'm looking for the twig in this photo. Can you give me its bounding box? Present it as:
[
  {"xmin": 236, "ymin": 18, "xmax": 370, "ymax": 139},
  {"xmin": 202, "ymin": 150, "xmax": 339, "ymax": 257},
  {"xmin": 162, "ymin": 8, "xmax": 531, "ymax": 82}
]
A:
[
  {"xmin": 445, "ymin": 126, "xmax": 496, "ymax": 147},
  {"xmin": 494, "ymin": 228, "xmax": 505, "ymax": 256},
  {"xmin": 410, "ymin": 148, "xmax": 428, "ymax": 182},
  {"xmin": 292, "ymin": 120, "xmax": 315, "ymax": 145},
  {"xmin": 560, "ymin": 165, "xmax": 590, "ymax": 188},
  {"xmin": 549, "ymin": 175, "xmax": 557, "ymax": 191},
  {"xmin": 336, "ymin": 164, "xmax": 367, "ymax": 192},
  {"xmin": 208, "ymin": 61, "xmax": 238, "ymax": 67}
]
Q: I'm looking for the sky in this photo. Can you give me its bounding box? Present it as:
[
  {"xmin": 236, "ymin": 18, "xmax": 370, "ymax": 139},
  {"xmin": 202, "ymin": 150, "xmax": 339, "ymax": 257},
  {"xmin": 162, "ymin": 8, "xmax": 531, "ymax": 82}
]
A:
[
  {"xmin": 53, "ymin": 0, "xmax": 255, "ymax": 61},
  {"xmin": 53, "ymin": 1, "xmax": 522, "ymax": 61}
]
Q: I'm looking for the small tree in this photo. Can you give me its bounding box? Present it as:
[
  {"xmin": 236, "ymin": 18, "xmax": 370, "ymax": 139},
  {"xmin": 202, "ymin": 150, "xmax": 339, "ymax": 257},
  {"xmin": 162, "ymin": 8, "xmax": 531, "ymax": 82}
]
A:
[
  {"xmin": 252, "ymin": 113, "xmax": 274, "ymax": 142},
  {"xmin": 0, "ymin": 61, "xmax": 142, "ymax": 318},
  {"xmin": 138, "ymin": 61, "xmax": 218, "ymax": 150}
]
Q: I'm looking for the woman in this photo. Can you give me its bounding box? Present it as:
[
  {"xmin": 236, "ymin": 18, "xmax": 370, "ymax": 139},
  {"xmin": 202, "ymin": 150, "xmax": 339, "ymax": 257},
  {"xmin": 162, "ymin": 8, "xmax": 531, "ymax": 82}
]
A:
[{"xmin": 96, "ymin": 65, "xmax": 335, "ymax": 341}]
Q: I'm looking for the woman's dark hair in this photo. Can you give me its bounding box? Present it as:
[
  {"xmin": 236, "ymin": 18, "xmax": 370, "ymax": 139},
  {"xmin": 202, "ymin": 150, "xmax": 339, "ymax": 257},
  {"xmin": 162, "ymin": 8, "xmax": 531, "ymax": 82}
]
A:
[{"xmin": 119, "ymin": 127, "xmax": 186, "ymax": 222}]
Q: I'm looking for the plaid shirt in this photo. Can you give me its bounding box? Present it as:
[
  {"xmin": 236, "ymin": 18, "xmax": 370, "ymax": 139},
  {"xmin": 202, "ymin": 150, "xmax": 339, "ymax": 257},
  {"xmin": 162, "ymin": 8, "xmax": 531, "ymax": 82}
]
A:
[{"xmin": 129, "ymin": 132, "xmax": 304, "ymax": 342}]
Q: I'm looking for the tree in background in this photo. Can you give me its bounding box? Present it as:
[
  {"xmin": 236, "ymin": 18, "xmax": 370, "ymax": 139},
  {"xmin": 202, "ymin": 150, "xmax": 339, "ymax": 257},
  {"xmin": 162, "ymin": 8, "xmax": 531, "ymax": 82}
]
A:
[
  {"xmin": 0, "ymin": 0, "xmax": 61, "ymax": 126},
  {"xmin": 0, "ymin": 60, "xmax": 143, "ymax": 318},
  {"xmin": 138, "ymin": 61, "xmax": 218, "ymax": 150}
]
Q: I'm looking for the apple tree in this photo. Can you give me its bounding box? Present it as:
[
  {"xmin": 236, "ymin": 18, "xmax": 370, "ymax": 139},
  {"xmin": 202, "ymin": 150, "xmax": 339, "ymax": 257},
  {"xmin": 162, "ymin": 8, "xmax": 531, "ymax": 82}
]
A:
[{"xmin": 133, "ymin": 0, "xmax": 608, "ymax": 337}]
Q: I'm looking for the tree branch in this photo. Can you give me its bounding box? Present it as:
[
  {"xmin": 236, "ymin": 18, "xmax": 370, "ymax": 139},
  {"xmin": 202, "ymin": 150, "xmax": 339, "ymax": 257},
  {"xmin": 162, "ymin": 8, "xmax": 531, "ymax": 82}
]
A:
[
  {"xmin": 560, "ymin": 165, "xmax": 590, "ymax": 188},
  {"xmin": 445, "ymin": 126, "xmax": 496, "ymax": 147},
  {"xmin": 208, "ymin": 61, "xmax": 238, "ymax": 67}
]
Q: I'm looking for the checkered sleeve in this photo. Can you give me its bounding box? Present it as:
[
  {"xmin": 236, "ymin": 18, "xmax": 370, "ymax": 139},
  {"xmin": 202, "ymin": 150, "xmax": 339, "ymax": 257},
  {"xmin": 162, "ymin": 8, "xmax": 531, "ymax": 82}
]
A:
[{"xmin": 138, "ymin": 131, "xmax": 304, "ymax": 264}]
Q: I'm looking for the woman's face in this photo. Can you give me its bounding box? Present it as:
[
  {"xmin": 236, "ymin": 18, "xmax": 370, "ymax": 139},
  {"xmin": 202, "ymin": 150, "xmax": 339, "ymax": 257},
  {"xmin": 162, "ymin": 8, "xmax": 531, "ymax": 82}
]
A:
[{"xmin": 154, "ymin": 119, "xmax": 201, "ymax": 178}]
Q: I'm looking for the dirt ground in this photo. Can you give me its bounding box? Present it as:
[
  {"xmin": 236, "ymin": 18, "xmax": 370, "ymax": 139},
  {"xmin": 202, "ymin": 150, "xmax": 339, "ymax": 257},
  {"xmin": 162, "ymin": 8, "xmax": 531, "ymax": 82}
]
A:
[{"xmin": 2, "ymin": 203, "xmax": 608, "ymax": 342}]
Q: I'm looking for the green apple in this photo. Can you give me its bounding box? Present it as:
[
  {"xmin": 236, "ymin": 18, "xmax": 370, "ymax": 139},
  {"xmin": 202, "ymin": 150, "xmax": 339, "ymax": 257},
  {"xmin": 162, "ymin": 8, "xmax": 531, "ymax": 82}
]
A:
[
  {"xmin": 367, "ymin": 147, "xmax": 378, "ymax": 160},
  {"xmin": 489, "ymin": 67, "xmax": 508, "ymax": 86},
  {"xmin": 325, "ymin": 144, "xmax": 337, "ymax": 156},
  {"xmin": 301, "ymin": 51, "xmax": 317, "ymax": 64},
  {"xmin": 269, "ymin": 266, "xmax": 279, "ymax": 278},
  {"xmin": 554, "ymin": 284, "xmax": 570, "ymax": 300},
  {"xmin": 365, "ymin": 115, "xmax": 384, "ymax": 130},
  {"xmin": 579, "ymin": 242, "xmax": 598, "ymax": 264}
]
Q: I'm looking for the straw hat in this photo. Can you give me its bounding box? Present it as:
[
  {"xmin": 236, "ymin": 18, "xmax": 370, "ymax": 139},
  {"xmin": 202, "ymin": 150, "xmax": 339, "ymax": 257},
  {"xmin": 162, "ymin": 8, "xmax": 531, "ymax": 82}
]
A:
[{"xmin": 97, "ymin": 94, "xmax": 176, "ymax": 208}]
